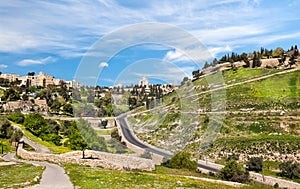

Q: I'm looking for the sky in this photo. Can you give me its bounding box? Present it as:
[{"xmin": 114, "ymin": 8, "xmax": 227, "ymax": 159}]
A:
[{"xmin": 0, "ymin": 0, "xmax": 300, "ymax": 86}]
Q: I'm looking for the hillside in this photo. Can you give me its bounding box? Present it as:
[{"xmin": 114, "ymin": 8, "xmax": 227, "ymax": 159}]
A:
[{"xmin": 128, "ymin": 67, "xmax": 300, "ymax": 164}]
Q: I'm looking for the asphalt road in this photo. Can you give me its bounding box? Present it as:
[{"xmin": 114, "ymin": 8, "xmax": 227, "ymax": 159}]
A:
[
  {"xmin": 117, "ymin": 114, "xmax": 300, "ymax": 188},
  {"xmin": 117, "ymin": 115, "xmax": 172, "ymax": 157},
  {"xmin": 117, "ymin": 115, "xmax": 219, "ymax": 172}
]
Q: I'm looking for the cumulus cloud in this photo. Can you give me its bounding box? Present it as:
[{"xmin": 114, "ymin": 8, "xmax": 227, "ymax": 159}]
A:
[
  {"xmin": 98, "ymin": 62, "xmax": 109, "ymax": 68},
  {"xmin": 17, "ymin": 56, "xmax": 55, "ymax": 66},
  {"xmin": 0, "ymin": 64, "xmax": 8, "ymax": 68}
]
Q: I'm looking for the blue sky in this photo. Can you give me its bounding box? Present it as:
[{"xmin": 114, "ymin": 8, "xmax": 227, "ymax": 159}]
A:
[{"xmin": 0, "ymin": 0, "xmax": 300, "ymax": 86}]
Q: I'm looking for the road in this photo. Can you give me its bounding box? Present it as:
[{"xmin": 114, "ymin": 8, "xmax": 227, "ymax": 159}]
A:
[
  {"xmin": 117, "ymin": 115, "xmax": 172, "ymax": 157},
  {"xmin": 22, "ymin": 136, "xmax": 52, "ymax": 154},
  {"xmin": 12, "ymin": 124, "xmax": 52, "ymax": 154},
  {"xmin": 117, "ymin": 114, "xmax": 218, "ymax": 172},
  {"xmin": 117, "ymin": 114, "xmax": 300, "ymax": 188}
]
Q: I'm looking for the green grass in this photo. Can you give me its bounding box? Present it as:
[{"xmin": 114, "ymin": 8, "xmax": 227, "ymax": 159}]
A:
[
  {"xmin": 96, "ymin": 129, "xmax": 111, "ymax": 136},
  {"xmin": 252, "ymin": 70, "xmax": 300, "ymax": 99},
  {"xmin": 0, "ymin": 163, "xmax": 44, "ymax": 189},
  {"xmin": 63, "ymin": 164, "xmax": 273, "ymax": 189},
  {"xmin": 223, "ymin": 68, "xmax": 280, "ymax": 84},
  {"xmin": 0, "ymin": 139, "xmax": 14, "ymax": 154},
  {"xmin": 11, "ymin": 122, "xmax": 71, "ymax": 154}
]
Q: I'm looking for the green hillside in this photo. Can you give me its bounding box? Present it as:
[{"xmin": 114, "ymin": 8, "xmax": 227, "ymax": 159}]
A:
[{"xmin": 128, "ymin": 67, "xmax": 300, "ymax": 162}]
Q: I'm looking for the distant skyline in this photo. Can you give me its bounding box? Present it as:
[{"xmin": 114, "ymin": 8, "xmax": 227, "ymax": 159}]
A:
[{"xmin": 1, "ymin": 0, "xmax": 300, "ymax": 86}]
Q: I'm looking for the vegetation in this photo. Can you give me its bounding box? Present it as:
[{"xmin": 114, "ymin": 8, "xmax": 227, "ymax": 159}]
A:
[
  {"xmin": 0, "ymin": 163, "xmax": 44, "ymax": 189},
  {"xmin": 165, "ymin": 152, "xmax": 197, "ymax": 171},
  {"xmin": 63, "ymin": 163, "xmax": 273, "ymax": 189},
  {"xmin": 219, "ymin": 160, "xmax": 249, "ymax": 183},
  {"xmin": 246, "ymin": 157, "xmax": 263, "ymax": 172},
  {"xmin": 279, "ymin": 161, "xmax": 300, "ymax": 179},
  {"xmin": 0, "ymin": 117, "xmax": 23, "ymax": 148}
]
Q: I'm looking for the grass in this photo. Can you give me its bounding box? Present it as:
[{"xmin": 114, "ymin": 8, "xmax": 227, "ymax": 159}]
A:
[
  {"xmin": 63, "ymin": 164, "xmax": 273, "ymax": 189},
  {"xmin": 96, "ymin": 129, "xmax": 111, "ymax": 136},
  {"xmin": 0, "ymin": 163, "xmax": 44, "ymax": 189},
  {"xmin": 223, "ymin": 68, "xmax": 280, "ymax": 84},
  {"xmin": 11, "ymin": 122, "xmax": 71, "ymax": 154},
  {"xmin": 0, "ymin": 139, "xmax": 14, "ymax": 154}
]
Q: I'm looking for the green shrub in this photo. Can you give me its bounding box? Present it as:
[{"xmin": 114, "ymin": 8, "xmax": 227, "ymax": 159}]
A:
[
  {"xmin": 279, "ymin": 161, "xmax": 300, "ymax": 179},
  {"xmin": 219, "ymin": 160, "xmax": 249, "ymax": 183},
  {"xmin": 7, "ymin": 112, "xmax": 25, "ymax": 124},
  {"xmin": 246, "ymin": 157, "xmax": 263, "ymax": 172},
  {"xmin": 167, "ymin": 152, "xmax": 197, "ymax": 171}
]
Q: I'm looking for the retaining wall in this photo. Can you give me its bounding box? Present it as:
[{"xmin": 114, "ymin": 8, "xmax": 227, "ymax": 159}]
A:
[{"xmin": 17, "ymin": 147, "xmax": 155, "ymax": 171}]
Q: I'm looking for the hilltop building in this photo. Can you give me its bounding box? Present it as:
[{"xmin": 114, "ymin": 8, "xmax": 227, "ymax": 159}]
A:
[
  {"xmin": 139, "ymin": 76, "xmax": 149, "ymax": 87},
  {"xmin": 0, "ymin": 72, "xmax": 82, "ymax": 89}
]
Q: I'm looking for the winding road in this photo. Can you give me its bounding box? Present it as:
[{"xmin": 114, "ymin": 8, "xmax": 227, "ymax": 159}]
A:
[
  {"xmin": 116, "ymin": 114, "xmax": 300, "ymax": 189},
  {"xmin": 116, "ymin": 115, "xmax": 218, "ymax": 172}
]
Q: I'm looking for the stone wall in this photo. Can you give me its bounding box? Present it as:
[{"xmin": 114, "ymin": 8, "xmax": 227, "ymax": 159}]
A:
[{"xmin": 17, "ymin": 147, "xmax": 155, "ymax": 171}]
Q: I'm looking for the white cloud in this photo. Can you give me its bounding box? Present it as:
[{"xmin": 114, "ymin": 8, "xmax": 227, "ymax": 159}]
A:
[
  {"xmin": 98, "ymin": 62, "xmax": 109, "ymax": 68},
  {"xmin": 163, "ymin": 49, "xmax": 189, "ymax": 63},
  {"xmin": 208, "ymin": 45, "xmax": 232, "ymax": 57},
  {"xmin": 17, "ymin": 56, "xmax": 55, "ymax": 66},
  {"xmin": 0, "ymin": 64, "xmax": 8, "ymax": 68}
]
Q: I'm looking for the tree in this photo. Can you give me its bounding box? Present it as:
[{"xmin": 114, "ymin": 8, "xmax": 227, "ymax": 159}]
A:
[
  {"xmin": 0, "ymin": 118, "xmax": 11, "ymax": 138},
  {"xmin": 7, "ymin": 111, "xmax": 25, "ymax": 124},
  {"xmin": 50, "ymin": 99, "xmax": 61, "ymax": 112},
  {"xmin": 279, "ymin": 161, "xmax": 300, "ymax": 179},
  {"xmin": 167, "ymin": 152, "xmax": 197, "ymax": 171},
  {"xmin": 63, "ymin": 103, "xmax": 73, "ymax": 115},
  {"xmin": 23, "ymin": 114, "xmax": 48, "ymax": 136},
  {"xmin": 87, "ymin": 92, "xmax": 95, "ymax": 103},
  {"xmin": 203, "ymin": 61, "xmax": 210, "ymax": 69},
  {"xmin": 181, "ymin": 77, "xmax": 189, "ymax": 86},
  {"xmin": 246, "ymin": 157, "xmax": 263, "ymax": 172},
  {"xmin": 101, "ymin": 119, "xmax": 108, "ymax": 129},
  {"xmin": 27, "ymin": 72, "xmax": 35, "ymax": 76},
  {"xmin": 3, "ymin": 88, "xmax": 21, "ymax": 101},
  {"xmin": 72, "ymin": 89, "xmax": 81, "ymax": 102},
  {"xmin": 272, "ymin": 47, "xmax": 284, "ymax": 58},
  {"xmin": 252, "ymin": 51, "xmax": 261, "ymax": 68},
  {"xmin": 219, "ymin": 160, "xmax": 249, "ymax": 183},
  {"xmin": 8, "ymin": 128, "xmax": 23, "ymax": 144},
  {"xmin": 289, "ymin": 54, "xmax": 296, "ymax": 68},
  {"xmin": 68, "ymin": 124, "xmax": 88, "ymax": 158}
]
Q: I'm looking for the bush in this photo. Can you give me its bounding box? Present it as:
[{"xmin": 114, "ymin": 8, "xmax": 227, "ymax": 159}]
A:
[
  {"xmin": 111, "ymin": 128, "xmax": 121, "ymax": 141},
  {"xmin": 23, "ymin": 114, "xmax": 48, "ymax": 136},
  {"xmin": 246, "ymin": 157, "xmax": 263, "ymax": 172},
  {"xmin": 167, "ymin": 152, "xmax": 197, "ymax": 171},
  {"xmin": 7, "ymin": 112, "xmax": 25, "ymax": 124},
  {"xmin": 279, "ymin": 161, "xmax": 300, "ymax": 179},
  {"xmin": 219, "ymin": 160, "xmax": 249, "ymax": 183},
  {"xmin": 274, "ymin": 183, "xmax": 279, "ymax": 188}
]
